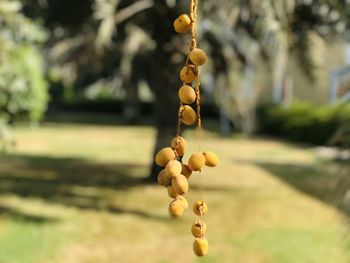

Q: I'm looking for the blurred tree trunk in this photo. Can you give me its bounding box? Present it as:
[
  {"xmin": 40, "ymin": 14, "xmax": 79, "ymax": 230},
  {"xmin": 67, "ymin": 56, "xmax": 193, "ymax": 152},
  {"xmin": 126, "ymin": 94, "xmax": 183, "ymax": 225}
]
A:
[
  {"xmin": 148, "ymin": 64, "xmax": 179, "ymax": 181},
  {"xmin": 146, "ymin": 2, "xmax": 186, "ymax": 181},
  {"xmin": 123, "ymin": 56, "xmax": 141, "ymax": 124}
]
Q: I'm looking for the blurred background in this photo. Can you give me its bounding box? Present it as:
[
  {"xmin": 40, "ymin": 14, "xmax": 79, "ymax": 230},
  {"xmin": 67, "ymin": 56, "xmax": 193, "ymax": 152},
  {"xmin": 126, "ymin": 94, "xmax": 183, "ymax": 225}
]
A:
[{"xmin": 0, "ymin": 0, "xmax": 350, "ymax": 262}]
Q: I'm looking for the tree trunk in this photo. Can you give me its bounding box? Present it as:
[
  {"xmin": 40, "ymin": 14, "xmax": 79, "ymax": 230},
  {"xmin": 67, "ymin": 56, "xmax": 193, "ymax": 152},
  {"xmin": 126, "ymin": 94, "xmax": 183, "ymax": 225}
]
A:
[
  {"xmin": 123, "ymin": 55, "xmax": 141, "ymax": 124},
  {"xmin": 146, "ymin": 2, "xmax": 187, "ymax": 181},
  {"xmin": 147, "ymin": 53, "xmax": 181, "ymax": 181}
]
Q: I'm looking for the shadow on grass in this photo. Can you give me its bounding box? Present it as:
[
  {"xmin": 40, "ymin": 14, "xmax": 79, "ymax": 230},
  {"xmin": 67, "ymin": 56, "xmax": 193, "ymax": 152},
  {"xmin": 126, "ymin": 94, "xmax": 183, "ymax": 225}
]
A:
[
  {"xmin": 190, "ymin": 184, "xmax": 256, "ymax": 193},
  {"xmin": 0, "ymin": 205, "xmax": 59, "ymax": 224},
  {"xmin": 0, "ymin": 154, "xmax": 167, "ymax": 220},
  {"xmin": 253, "ymin": 160, "xmax": 350, "ymax": 215}
]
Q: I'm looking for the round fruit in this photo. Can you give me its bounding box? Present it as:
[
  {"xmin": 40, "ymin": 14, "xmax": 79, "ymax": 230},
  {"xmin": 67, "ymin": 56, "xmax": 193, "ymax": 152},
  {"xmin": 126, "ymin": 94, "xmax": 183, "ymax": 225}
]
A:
[
  {"xmin": 165, "ymin": 160, "xmax": 182, "ymax": 178},
  {"xmin": 162, "ymin": 170, "xmax": 172, "ymax": 186},
  {"xmin": 193, "ymin": 237, "xmax": 209, "ymax": 256},
  {"xmin": 171, "ymin": 136, "xmax": 187, "ymax": 157},
  {"xmin": 181, "ymin": 163, "xmax": 192, "ymax": 179},
  {"xmin": 172, "ymin": 174, "xmax": 189, "ymax": 195},
  {"xmin": 157, "ymin": 169, "xmax": 165, "ymax": 186},
  {"xmin": 180, "ymin": 66, "xmax": 197, "ymax": 83},
  {"xmin": 158, "ymin": 169, "xmax": 171, "ymax": 186},
  {"xmin": 189, "ymin": 48, "xmax": 207, "ymax": 66},
  {"xmin": 155, "ymin": 147, "xmax": 175, "ymax": 167},
  {"xmin": 175, "ymin": 195, "xmax": 189, "ymax": 209},
  {"xmin": 193, "ymin": 200, "xmax": 208, "ymax": 216},
  {"xmin": 179, "ymin": 85, "xmax": 196, "ymax": 104},
  {"xmin": 188, "ymin": 152, "xmax": 206, "ymax": 171},
  {"xmin": 203, "ymin": 151, "xmax": 219, "ymax": 167},
  {"xmin": 180, "ymin": 105, "xmax": 197, "ymax": 125},
  {"xmin": 167, "ymin": 185, "xmax": 177, "ymax": 198},
  {"xmin": 173, "ymin": 14, "xmax": 191, "ymax": 33},
  {"xmin": 169, "ymin": 199, "xmax": 185, "ymax": 217},
  {"xmin": 191, "ymin": 220, "xmax": 207, "ymax": 238}
]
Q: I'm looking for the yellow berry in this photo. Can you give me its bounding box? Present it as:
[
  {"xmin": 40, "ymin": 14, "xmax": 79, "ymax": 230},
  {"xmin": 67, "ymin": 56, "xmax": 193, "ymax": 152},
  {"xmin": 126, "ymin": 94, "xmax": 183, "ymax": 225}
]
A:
[
  {"xmin": 176, "ymin": 195, "xmax": 189, "ymax": 209},
  {"xmin": 169, "ymin": 198, "xmax": 185, "ymax": 217},
  {"xmin": 202, "ymin": 151, "xmax": 219, "ymax": 167},
  {"xmin": 193, "ymin": 200, "xmax": 208, "ymax": 216},
  {"xmin": 188, "ymin": 152, "xmax": 205, "ymax": 171},
  {"xmin": 165, "ymin": 160, "xmax": 182, "ymax": 178},
  {"xmin": 155, "ymin": 147, "xmax": 175, "ymax": 167},
  {"xmin": 180, "ymin": 105, "xmax": 197, "ymax": 125},
  {"xmin": 158, "ymin": 169, "xmax": 172, "ymax": 186},
  {"xmin": 189, "ymin": 48, "xmax": 207, "ymax": 66},
  {"xmin": 157, "ymin": 170, "xmax": 165, "ymax": 185},
  {"xmin": 167, "ymin": 185, "xmax": 177, "ymax": 198},
  {"xmin": 179, "ymin": 85, "xmax": 196, "ymax": 104},
  {"xmin": 181, "ymin": 163, "xmax": 192, "ymax": 179},
  {"xmin": 180, "ymin": 66, "xmax": 197, "ymax": 83},
  {"xmin": 193, "ymin": 237, "xmax": 209, "ymax": 256},
  {"xmin": 163, "ymin": 171, "xmax": 172, "ymax": 186},
  {"xmin": 171, "ymin": 136, "xmax": 187, "ymax": 157},
  {"xmin": 172, "ymin": 174, "xmax": 189, "ymax": 195},
  {"xmin": 173, "ymin": 14, "xmax": 192, "ymax": 33},
  {"xmin": 191, "ymin": 220, "xmax": 207, "ymax": 238}
]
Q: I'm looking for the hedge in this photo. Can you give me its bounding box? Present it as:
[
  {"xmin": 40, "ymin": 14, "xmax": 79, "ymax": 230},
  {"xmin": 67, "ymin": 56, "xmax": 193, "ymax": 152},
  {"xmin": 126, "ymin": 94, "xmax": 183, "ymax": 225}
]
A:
[{"xmin": 257, "ymin": 101, "xmax": 350, "ymax": 145}]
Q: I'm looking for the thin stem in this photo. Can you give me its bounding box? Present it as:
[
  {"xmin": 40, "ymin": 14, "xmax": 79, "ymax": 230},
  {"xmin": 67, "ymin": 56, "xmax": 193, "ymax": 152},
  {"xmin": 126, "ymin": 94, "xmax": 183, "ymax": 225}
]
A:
[
  {"xmin": 176, "ymin": 0, "xmax": 199, "ymax": 137},
  {"xmin": 195, "ymin": 75, "xmax": 201, "ymax": 130},
  {"xmin": 177, "ymin": 102, "xmax": 184, "ymax": 136}
]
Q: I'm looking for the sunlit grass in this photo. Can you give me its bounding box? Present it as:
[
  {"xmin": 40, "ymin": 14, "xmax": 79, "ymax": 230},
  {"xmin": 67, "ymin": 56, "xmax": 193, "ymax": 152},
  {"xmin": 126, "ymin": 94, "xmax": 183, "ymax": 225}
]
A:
[
  {"xmin": 0, "ymin": 123, "xmax": 348, "ymax": 262},
  {"xmin": 0, "ymin": 219, "xmax": 62, "ymax": 263}
]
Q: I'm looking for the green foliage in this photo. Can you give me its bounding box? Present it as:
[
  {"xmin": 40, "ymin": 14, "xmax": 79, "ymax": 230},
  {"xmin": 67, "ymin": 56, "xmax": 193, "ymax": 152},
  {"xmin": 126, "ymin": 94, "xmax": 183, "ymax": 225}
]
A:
[
  {"xmin": 0, "ymin": 0, "xmax": 48, "ymax": 122},
  {"xmin": 0, "ymin": 0, "xmax": 48, "ymax": 148},
  {"xmin": 257, "ymin": 102, "xmax": 350, "ymax": 145},
  {"xmin": 0, "ymin": 46, "xmax": 48, "ymax": 122},
  {"xmin": 294, "ymin": 31, "xmax": 326, "ymax": 81}
]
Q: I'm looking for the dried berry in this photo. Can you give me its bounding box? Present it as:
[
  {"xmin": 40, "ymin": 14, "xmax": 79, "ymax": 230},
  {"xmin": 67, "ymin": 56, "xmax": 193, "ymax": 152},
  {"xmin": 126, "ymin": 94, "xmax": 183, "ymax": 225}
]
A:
[
  {"xmin": 172, "ymin": 174, "xmax": 189, "ymax": 195},
  {"xmin": 176, "ymin": 195, "xmax": 189, "ymax": 209},
  {"xmin": 191, "ymin": 220, "xmax": 207, "ymax": 238},
  {"xmin": 165, "ymin": 160, "xmax": 182, "ymax": 178},
  {"xmin": 167, "ymin": 185, "xmax": 177, "ymax": 198},
  {"xmin": 189, "ymin": 48, "xmax": 207, "ymax": 66},
  {"xmin": 163, "ymin": 1, "xmax": 214, "ymax": 254},
  {"xmin": 169, "ymin": 198, "xmax": 185, "ymax": 217},
  {"xmin": 155, "ymin": 147, "xmax": 175, "ymax": 167},
  {"xmin": 193, "ymin": 237, "xmax": 209, "ymax": 256},
  {"xmin": 180, "ymin": 66, "xmax": 197, "ymax": 83},
  {"xmin": 157, "ymin": 169, "xmax": 171, "ymax": 186},
  {"xmin": 157, "ymin": 169, "xmax": 165, "ymax": 186},
  {"xmin": 180, "ymin": 105, "xmax": 197, "ymax": 125},
  {"xmin": 173, "ymin": 14, "xmax": 192, "ymax": 33},
  {"xmin": 181, "ymin": 163, "xmax": 192, "ymax": 179},
  {"xmin": 188, "ymin": 152, "xmax": 206, "ymax": 171},
  {"xmin": 163, "ymin": 170, "xmax": 172, "ymax": 186},
  {"xmin": 179, "ymin": 85, "xmax": 196, "ymax": 104},
  {"xmin": 193, "ymin": 200, "xmax": 208, "ymax": 216},
  {"xmin": 171, "ymin": 136, "xmax": 187, "ymax": 157},
  {"xmin": 202, "ymin": 151, "xmax": 219, "ymax": 167}
]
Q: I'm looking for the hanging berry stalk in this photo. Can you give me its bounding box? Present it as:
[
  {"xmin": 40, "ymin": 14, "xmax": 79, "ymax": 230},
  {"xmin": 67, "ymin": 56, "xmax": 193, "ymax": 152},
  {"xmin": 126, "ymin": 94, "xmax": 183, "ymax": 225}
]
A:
[{"xmin": 154, "ymin": 0, "xmax": 219, "ymax": 257}]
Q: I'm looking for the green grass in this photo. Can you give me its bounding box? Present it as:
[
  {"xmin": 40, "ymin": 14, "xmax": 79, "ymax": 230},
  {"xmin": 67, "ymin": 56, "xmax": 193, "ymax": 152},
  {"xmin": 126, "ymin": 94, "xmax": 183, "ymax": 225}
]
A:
[
  {"xmin": 0, "ymin": 219, "xmax": 64, "ymax": 263},
  {"xmin": 0, "ymin": 123, "xmax": 349, "ymax": 263},
  {"xmin": 236, "ymin": 227, "xmax": 349, "ymax": 263}
]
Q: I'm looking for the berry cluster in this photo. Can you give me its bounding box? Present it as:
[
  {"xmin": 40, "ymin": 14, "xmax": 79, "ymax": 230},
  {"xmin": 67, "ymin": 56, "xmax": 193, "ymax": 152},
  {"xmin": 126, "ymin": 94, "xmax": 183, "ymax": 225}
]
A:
[{"xmin": 155, "ymin": 0, "xmax": 219, "ymax": 257}]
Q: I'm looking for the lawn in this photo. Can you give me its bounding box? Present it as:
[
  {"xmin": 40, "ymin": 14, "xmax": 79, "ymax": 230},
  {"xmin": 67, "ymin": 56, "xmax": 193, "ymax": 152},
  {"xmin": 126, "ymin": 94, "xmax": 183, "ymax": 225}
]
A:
[{"xmin": 0, "ymin": 123, "xmax": 349, "ymax": 263}]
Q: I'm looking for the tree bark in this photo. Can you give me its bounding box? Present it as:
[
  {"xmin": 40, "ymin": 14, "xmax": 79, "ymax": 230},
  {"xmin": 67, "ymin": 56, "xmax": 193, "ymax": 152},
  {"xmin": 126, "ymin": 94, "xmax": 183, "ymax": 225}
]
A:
[
  {"xmin": 146, "ymin": 2, "xmax": 187, "ymax": 181},
  {"xmin": 123, "ymin": 55, "xmax": 141, "ymax": 124},
  {"xmin": 148, "ymin": 51, "xmax": 181, "ymax": 181}
]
